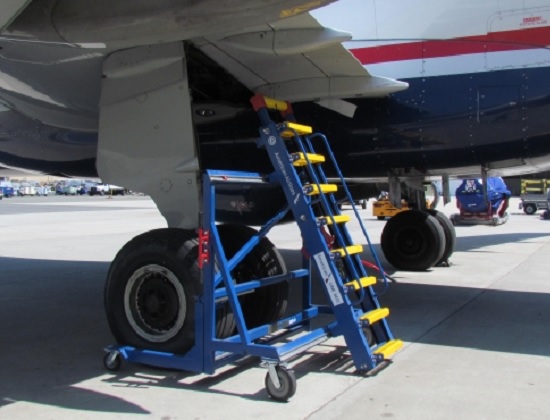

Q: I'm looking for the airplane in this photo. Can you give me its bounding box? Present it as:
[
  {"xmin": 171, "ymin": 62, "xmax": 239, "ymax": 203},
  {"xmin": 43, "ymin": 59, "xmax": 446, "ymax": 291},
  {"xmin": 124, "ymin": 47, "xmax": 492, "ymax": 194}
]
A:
[{"xmin": 1, "ymin": 0, "xmax": 550, "ymax": 355}]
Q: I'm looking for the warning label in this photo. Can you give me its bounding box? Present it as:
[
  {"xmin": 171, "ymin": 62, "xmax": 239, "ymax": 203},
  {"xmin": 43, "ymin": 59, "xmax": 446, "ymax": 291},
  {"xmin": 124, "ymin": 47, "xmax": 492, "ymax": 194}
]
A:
[{"xmin": 313, "ymin": 252, "xmax": 344, "ymax": 306}]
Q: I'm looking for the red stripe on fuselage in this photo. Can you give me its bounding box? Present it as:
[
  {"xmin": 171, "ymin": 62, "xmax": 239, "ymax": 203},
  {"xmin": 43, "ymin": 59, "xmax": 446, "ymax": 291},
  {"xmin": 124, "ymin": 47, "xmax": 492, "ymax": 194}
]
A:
[{"xmin": 351, "ymin": 26, "xmax": 550, "ymax": 64}]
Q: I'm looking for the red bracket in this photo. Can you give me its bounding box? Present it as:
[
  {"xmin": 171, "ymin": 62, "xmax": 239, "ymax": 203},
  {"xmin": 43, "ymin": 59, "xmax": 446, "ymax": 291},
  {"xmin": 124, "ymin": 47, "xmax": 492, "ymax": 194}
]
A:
[{"xmin": 198, "ymin": 228, "xmax": 209, "ymax": 269}]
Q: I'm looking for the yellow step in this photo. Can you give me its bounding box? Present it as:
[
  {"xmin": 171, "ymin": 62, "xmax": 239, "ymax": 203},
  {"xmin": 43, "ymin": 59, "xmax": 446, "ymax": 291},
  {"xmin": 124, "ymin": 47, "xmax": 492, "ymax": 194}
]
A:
[
  {"xmin": 292, "ymin": 152, "xmax": 325, "ymax": 166},
  {"xmin": 281, "ymin": 122, "xmax": 313, "ymax": 138},
  {"xmin": 331, "ymin": 244, "xmax": 363, "ymax": 257},
  {"xmin": 304, "ymin": 183, "xmax": 338, "ymax": 195},
  {"xmin": 373, "ymin": 339, "xmax": 403, "ymax": 360},
  {"xmin": 345, "ymin": 276, "xmax": 377, "ymax": 291},
  {"xmin": 317, "ymin": 214, "xmax": 351, "ymax": 225},
  {"xmin": 360, "ymin": 307, "xmax": 389, "ymax": 325}
]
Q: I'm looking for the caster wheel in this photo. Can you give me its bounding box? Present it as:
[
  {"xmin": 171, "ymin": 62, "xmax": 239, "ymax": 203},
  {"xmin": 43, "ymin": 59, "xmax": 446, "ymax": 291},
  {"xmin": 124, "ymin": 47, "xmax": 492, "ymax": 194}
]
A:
[
  {"xmin": 265, "ymin": 366, "xmax": 297, "ymax": 402},
  {"xmin": 103, "ymin": 351, "xmax": 122, "ymax": 371}
]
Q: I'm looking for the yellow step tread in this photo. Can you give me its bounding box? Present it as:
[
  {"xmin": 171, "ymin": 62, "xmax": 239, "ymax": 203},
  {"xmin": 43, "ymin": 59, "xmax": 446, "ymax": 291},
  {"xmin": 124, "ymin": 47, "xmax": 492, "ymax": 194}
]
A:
[
  {"xmin": 373, "ymin": 339, "xmax": 403, "ymax": 359},
  {"xmin": 344, "ymin": 276, "xmax": 377, "ymax": 290},
  {"xmin": 292, "ymin": 152, "xmax": 325, "ymax": 166},
  {"xmin": 331, "ymin": 244, "xmax": 363, "ymax": 257},
  {"xmin": 281, "ymin": 122, "xmax": 313, "ymax": 137},
  {"xmin": 317, "ymin": 214, "xmax": 351, "ymax": 225},
  {"xmin": 360, "ymin": 307, "xmax": 390, "ymax": 324},
  {"xmin": 304, "ymin": 184, "xmax": 338, "ymax": 195}
]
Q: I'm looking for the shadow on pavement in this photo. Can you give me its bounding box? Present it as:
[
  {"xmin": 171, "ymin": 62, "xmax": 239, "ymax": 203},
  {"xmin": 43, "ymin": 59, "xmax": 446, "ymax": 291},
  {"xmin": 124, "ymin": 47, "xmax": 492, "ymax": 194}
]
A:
[
  {"xmin": 0, "ymin": 257, "xmax": 149, "ymax": 414},
  {"xmin": 1, "ymin": 228, "xmax": 549, "ymax": 411}
]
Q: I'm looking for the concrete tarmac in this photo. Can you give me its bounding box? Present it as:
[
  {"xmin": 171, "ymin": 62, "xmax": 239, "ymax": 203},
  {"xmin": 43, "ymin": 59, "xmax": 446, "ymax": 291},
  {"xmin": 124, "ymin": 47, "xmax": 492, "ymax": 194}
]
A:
[{"xmin": 0, "ymin": 195, "xmax": 549, "ymax": 419}]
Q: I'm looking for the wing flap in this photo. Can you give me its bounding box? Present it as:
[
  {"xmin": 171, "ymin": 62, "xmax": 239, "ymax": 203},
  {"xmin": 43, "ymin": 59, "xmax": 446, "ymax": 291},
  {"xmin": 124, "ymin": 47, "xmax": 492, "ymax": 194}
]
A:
[{"xmin": 193, "ymin": 13, "xmax": 407, "ymax": 103}]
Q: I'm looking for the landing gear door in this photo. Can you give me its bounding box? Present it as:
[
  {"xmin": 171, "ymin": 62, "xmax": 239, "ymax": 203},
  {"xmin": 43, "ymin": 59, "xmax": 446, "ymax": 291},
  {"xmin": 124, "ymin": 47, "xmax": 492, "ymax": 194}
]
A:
[{"xmin": 98, "ymin": 42, "xmax": 201, "ymax": 229}]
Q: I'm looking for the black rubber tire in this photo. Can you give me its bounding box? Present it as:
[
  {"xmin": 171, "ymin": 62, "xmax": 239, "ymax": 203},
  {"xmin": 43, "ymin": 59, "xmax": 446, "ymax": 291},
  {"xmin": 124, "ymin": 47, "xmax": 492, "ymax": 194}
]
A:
[
  {"xmin": 523, "ymin": 203, "xmax": 537, "ymax": 215},
  {"xmin": 360, "ymin": 199, "xmax": 367, "ymax": 210},
  {"xmin": 265, "ymin": 367, "xmax": 297, "ymax": 402},
  {"xmin": 216, "ymin": 224, "xmax": 288, "ymax": 328},
  {"xmin": 377, "ymin": 216, "xmax": 386, "ymax": 221},
  {"xmin": 425, "ymin": 209, "xmax": 456, "ymax": 265},
  {"xmin": 381, "ymin": 209, "xmax": 445, "ymax": 271},
  {"xmin": 105, "ymin": 225, "xmax": 288, "ymax": 353},
  {"xmin": 104, "ymin": 228, "xmax": 200, "ymax": 354}
]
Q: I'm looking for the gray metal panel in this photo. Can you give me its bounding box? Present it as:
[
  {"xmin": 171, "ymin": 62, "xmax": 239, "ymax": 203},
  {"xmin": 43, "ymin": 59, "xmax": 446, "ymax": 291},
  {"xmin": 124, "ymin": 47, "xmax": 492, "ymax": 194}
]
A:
[
  {"xmin": 98, "ymin": 42, "xmax": 200, "ymax": 229},
  {"xmin": 0, "ymin": 0, "xmax": 32, "ymax": 31}
]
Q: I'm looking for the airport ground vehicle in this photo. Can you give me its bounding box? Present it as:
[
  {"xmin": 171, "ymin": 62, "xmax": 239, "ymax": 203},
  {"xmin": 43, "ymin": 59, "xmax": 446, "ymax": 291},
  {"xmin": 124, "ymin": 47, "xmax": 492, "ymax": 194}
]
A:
[
  {"xmin": 103, "ymin": 96, "xmax": 402, "ymax": 401},
  {"xmin": 372, "ymin": 194, "xmax": 411, "ymax": 220},
  {"xmin": 0, "ymin": 181, "xmax": 14, "ymax": 198},
  {"xmin": 452, "ymin": 177, "xmax": 511, "ymax": 226},
  {"xmin": 519, "ymin": 179, "xmax": 550, "ymax": 215}
]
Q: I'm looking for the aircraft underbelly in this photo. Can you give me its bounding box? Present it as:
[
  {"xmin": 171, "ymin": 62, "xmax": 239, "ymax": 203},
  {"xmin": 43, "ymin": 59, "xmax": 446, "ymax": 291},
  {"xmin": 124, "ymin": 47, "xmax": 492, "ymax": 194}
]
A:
[{"xmin": 0, "ymin": 0, "xmax": 31, "ymax": 31}]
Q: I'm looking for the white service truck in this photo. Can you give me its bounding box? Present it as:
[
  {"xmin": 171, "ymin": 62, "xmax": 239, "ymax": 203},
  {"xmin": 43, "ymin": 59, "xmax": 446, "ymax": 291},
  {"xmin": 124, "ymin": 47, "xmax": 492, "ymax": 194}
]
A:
[{"xmin": 519, "ymin": 179, "xmax": 550, "ymax": 215}]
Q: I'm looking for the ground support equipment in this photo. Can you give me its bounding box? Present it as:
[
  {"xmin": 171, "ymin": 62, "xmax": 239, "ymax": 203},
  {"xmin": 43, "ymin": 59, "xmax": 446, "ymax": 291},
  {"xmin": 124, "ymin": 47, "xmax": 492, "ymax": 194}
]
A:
[
  {"xmin": 104, "ymin": 95, "xmax": 402, "ymax": 401},
  {"xmin": 451, "ymin": 178, "xmax": 511, "ymax": 226}
]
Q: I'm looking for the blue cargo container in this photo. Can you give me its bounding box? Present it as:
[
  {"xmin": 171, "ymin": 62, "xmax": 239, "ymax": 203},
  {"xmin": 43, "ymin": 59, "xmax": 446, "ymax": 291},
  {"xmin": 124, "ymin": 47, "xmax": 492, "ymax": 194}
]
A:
[{"xmin": 0, "ymin": 181, "xmax": 15, "ymax": 197}]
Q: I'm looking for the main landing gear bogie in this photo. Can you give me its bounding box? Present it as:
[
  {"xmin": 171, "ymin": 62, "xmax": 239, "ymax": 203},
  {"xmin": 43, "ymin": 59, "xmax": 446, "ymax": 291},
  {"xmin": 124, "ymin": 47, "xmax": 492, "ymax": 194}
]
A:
[
  {"xmin": 380, "ymin": 209, "xmax": 455, "ymax": 271},
  {"xmin": 104, "ymin": 225, "xmax": 289, "ymax": 354}
]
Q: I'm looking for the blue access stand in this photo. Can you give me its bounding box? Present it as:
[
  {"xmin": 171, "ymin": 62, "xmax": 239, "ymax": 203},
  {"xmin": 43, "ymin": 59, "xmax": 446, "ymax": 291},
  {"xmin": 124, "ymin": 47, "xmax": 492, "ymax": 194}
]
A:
[{"xmin": 104, "ymin": 95, "xmax": 402, "ymax": 401}]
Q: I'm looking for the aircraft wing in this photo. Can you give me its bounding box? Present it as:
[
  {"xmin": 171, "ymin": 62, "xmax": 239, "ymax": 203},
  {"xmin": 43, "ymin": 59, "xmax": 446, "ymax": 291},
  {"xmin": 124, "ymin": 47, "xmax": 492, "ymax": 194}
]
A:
[
  {"xmin": 192, "ymin": 13, "xmax": 408, "ymax": 107},
  {"xmin": 0, "ymin": 0, "xmax": 31, "ymax": 31}
]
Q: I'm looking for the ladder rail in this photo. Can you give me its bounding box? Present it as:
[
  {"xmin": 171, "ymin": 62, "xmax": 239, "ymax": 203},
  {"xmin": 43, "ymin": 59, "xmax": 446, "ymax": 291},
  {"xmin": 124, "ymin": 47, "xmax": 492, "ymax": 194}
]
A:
[
  {"xmin": 287, "ymin": 129, "xmax": 369, "ymax": 304},
  {"xmin": 306, "ymin": 132, "xmax": 390, "ymax": 296},
  {"xmin": 298, "ymin": 133, "xmax": 396, "ymax": 343}
]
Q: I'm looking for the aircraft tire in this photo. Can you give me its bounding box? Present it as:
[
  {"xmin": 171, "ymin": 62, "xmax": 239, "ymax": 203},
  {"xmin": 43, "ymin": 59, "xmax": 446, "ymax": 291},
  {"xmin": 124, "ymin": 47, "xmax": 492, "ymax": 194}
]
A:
[
  {"xmin": 425, "ymin": 209, "xmax": 456, "ymax": 266},
  {"xmin": 216, "ymin": 224, "xmax": 288, "ymax": 328},
  {"xmin": 104, "ymin": 228, "xmax": 200, "ymax": 353},
  {"xmin": 105, "ymin": 226, "xmax": 288, "ymax": 353},
  {"xmin": 381, "ymin": 209, "xmax": 445, "ymax": 271}
]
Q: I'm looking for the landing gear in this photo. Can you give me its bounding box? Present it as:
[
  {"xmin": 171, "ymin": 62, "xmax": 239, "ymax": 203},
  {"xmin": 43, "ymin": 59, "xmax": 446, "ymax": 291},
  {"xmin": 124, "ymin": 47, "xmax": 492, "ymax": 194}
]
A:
[
  {"xmin": 104, "ymin": 228, "xmax": 200, "ymax": 353},
  {"xmin": 381, "ymin": 209, "xmax": 445, "ymax": 271},
  {"xmin": 217, "ymin": 224, "xmax": 288, "ymax": 329},
  {"xmin": 104, "ymin": 226, "xmax": 289, "ymax": 353},
  {"xmin": 426, "ymin": 209, "xmax": 456, "ymax": 266}
]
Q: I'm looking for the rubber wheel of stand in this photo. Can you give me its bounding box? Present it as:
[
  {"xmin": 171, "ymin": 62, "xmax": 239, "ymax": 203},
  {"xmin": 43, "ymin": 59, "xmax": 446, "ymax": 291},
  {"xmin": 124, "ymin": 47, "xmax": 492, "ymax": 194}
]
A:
[{"xmin": 265, "ymin": 366, "xmax": 297, "ymax": 402}]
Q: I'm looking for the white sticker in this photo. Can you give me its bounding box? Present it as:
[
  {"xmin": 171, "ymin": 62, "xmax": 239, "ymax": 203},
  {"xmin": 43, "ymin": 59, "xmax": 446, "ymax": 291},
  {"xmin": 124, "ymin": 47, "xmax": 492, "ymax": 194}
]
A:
[{"xmin": 313, "ymin": 252, "xmax": 344, "ymax": 306}]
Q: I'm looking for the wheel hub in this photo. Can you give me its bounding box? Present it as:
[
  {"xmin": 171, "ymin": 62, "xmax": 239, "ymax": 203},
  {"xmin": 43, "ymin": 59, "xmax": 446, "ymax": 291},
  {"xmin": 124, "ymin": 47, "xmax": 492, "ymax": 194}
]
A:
[
  {"xmin": 397, "ymin": 227, "xmax": 424, "ymax": 255},
  {"xmin": 125, "ymin": 264, "xmax": 187, "ymax": 343},
  {"xmin": 137, "ymin": 275, "xmax": 180, "ymax": 329}
]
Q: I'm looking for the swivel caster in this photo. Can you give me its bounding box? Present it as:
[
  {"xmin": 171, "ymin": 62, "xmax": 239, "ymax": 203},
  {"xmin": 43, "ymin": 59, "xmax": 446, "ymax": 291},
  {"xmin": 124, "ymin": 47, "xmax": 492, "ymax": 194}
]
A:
[
  {"xmin": 103, "ymin": 351, "xmax": 122, "ymax": 372},
  {"xmin": 265, "ymin": 365, "xmax": 297, "ymax": 402}
]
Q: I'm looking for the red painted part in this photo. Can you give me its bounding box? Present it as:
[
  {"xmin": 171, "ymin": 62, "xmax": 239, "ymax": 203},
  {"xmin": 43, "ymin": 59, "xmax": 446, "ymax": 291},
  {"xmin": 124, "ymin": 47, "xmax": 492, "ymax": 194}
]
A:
[
  {"xmin": 197, "ymin": 228, "xmax": 210, "ymax": 269},
  {"xmin": 350, "ymin": 26, "xmax": 550, "ymax": 65}
]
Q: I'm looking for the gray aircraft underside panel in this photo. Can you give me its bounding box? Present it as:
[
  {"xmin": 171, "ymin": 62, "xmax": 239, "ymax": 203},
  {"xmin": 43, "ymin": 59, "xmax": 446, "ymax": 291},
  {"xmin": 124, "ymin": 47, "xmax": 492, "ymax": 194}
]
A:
[
  {"xmin": 0, "ymin": 0, "xmax": 32, "ymax": 32},
  {"xmin": 97, "ymin": 42, "xmax": 200, "ymax": 229}
]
